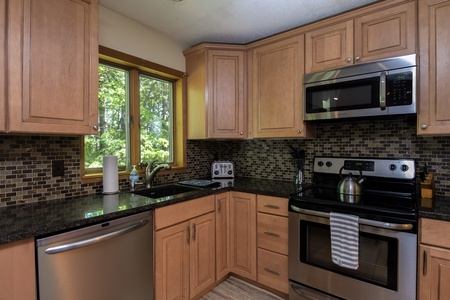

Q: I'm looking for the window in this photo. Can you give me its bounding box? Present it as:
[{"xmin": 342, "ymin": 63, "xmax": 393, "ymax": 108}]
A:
[{"xmin": 82, "ymin": 46, "xmax": 185, "ymax": 180}]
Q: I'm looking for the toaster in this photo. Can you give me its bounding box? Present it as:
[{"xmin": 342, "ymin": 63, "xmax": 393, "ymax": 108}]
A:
[{"xmin": 211, "ymin": 161, "xmax": 234, "ymax": 179}]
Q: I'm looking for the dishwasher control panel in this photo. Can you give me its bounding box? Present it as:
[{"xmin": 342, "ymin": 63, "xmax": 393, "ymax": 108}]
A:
[{"xmin": 211, "ymin": 161, "xmax": 234, "ymax": 179}]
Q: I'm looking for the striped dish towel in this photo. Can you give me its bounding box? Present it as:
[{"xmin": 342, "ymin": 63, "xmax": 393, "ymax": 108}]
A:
[{"xmin": 330, "ymin": 212, "xmax": 359, "ymax": 270}]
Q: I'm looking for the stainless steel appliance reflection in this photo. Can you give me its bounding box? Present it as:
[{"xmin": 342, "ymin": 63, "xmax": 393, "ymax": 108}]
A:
[{"xmin": 288, "ymin": 156, "xmax": 417, "ymax": 300}]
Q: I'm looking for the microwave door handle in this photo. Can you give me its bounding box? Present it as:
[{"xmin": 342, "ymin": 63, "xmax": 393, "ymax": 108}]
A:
[{"xmin": 379, "ymin": 71, "xmax": 387, "ymax": 110}]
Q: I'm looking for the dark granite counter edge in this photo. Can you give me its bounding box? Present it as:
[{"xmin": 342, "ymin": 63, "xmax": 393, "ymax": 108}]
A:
[
  {"xmin": 0, "ymin": 178, "xmax": 298, "ymax": 245},
  {"xmin": 3, "ymin": 176, "xmax": 449, "ymax": 245}
]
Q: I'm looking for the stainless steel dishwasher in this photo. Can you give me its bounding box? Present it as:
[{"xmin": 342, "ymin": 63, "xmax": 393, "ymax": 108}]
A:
[{"xmin": 36, "ymin": 211, "xmax": 153, "ymax": 300}]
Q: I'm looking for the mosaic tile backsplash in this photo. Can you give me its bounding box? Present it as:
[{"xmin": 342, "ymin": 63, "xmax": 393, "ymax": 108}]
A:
[{"xmin": 1, "ymin": 116, "xmax": 450, "ymax": 207}]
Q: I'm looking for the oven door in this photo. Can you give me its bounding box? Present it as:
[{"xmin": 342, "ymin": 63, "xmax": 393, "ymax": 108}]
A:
[{"xmin": 288, "ymin": 209, "xmax": 417, "ymax": 300}]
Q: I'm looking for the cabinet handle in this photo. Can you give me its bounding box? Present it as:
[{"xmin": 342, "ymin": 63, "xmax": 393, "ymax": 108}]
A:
[
  {"xmin": 240, "ymin": 131, "xmax": 244, "ymax": 135},
  {"xmin": 423, "ymin": 250, "xmax": 427, "ymax": 276},
  {"xmin": 263, "ymin": 204, "xmax": 280, "ymax": 209},
  {"xmin": 264, "ymin": 231, "xmax": 280, "ymax": 237},
  {"xmin": 264, "ymin": 267, "xmax": 280, "ymax": 276},
  {"xmin": 187, "ymin": 226, "xmax": 190, "ymax": 244},
  {"xmin": 192, "ymin": 223, "xmax": 196, "ymax": 241},
  {"xmin": 92, "ymin": 125, "xmax": 98, "ymax": 131},
  {"xmin": 421, "ymin": 124, "xmax": 428, "ymax": 129},
  {"xmin": 345, "ymin": 57, "xmax": 352, "ymax": 63},
  {"xmin": 297, "ymin": 129, "xmax": 302, "ymax": 133},
  {"xmin": 218, "ymin": 198, "xmax": 221, "ymax": 213},
  {"xmin": 355, "ymin": 56, "xmax": 361, "ymax": 61}
]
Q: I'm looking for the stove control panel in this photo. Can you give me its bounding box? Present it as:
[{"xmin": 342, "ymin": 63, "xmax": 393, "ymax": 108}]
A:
[
  {"xmin": 314, "ymin": 157, "xmax": 415, "ymax": 179},
  {"xmin": 211, "ymin": 161, "xmax": 234, "ymax": 179}
]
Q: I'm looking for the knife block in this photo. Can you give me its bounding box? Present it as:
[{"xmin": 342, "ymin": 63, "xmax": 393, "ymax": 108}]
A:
[{"xmin": 421, "ymin": 173, "xmax": 435, "ymax": 199}]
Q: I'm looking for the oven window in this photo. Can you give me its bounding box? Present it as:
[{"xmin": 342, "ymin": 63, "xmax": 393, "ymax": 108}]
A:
[
  {"xmin": 305, "ymin": 77, "xmax": 379, "ymax": 113},
  {"xmin": 300, "ymin": 221, "xmax": 398, "ymax": 290}
]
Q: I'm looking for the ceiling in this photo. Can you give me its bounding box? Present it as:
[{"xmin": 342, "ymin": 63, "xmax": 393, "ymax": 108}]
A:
[{"xmin": 99, "ymin": 0, "xmax": 379, "ymax": 49}]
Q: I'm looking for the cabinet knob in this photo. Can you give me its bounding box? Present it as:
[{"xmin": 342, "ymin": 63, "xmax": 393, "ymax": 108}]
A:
[
  {"xmin": 421, "ymin": 124, "xmax": 428, "ymax": 129},
  {"xmin": 297, "ymin": 129, "xmax": 302, "ymax": 133},
  {"xmin": 345, "ymin": 57, "xmax": 352, "ymax": 63},
  {"xmin": 93, "ymin": 125, "xmax": 98, "ymax": 131},
  {"xmin": 239, "ymin": 131, "xmax": 243, "ymax": 135},
  {"xmin": 355, "ymin": 56, "xmax": 361, "ymax": 61}
]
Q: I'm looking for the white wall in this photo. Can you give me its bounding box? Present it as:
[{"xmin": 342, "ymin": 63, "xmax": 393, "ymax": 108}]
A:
[{"xmin": 99, "ymin": 6, "xmax": 186, "ymax": 72}]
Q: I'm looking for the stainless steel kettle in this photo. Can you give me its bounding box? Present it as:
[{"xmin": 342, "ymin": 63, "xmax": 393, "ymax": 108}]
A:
[{"xmin": 337, "ymin": 166, "xmax": 365, "ymax": 203}]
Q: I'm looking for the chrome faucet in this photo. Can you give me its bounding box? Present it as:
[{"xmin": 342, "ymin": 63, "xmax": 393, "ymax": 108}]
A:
[{"xmin": 145, "ymin": 161, "xmax": 171, "ymax": 188}]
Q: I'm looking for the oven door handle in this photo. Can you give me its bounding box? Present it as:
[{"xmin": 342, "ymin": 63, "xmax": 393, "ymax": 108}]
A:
[{"xmin": 290, "ymin": 205, "xmax": 414, "ymax": 231}]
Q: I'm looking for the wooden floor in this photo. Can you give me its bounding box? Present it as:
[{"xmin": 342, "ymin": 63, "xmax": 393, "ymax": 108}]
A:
[{"xmin": 200, "ymin": 276, "xmax": 284, "ymax": 300}]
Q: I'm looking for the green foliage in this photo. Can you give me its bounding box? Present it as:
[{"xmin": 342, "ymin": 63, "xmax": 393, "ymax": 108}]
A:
[{"xmin": 84, "ymin": 64, "xmax": 172, "ymax": 170}]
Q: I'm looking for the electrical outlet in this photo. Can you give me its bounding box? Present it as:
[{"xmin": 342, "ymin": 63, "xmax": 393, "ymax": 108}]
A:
[{"xmin": 52, "ymin": 160, "xmax": 65, "ymax": 177}]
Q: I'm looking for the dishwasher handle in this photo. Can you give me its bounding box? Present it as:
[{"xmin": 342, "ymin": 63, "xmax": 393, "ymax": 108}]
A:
[{"xmin": 44, "ymin": 219, "xmax": 149, "ymax": 255}]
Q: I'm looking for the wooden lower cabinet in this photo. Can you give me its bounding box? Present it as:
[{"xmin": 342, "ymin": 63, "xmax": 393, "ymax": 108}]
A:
[
  {"xmin": 419, "ymin": 218, "xmax": 450, "ymax": 300},
  {"xmin": 419, "ymin": 244, "xmax": 450, "ymax": 300},
  {"xmin": 230, "ymin": 191, "xmax": 257, "ymax": 280},
  {"xmin": 154, "ymin": 196, "xmax": 216, "ymax": 300},
  {"xmin": 256, "ymin": 195, "xmax": 289, "ymax": 294},
  {"xmin": 155, "ymin": 221, "xmax": 190, "ymax": 300},
  {"xmin": 215, "ymin": 192, "xmax": 231, "ymax": 281},
  {"xmin": 0, "ymin": 238, "xmax": 36, "ymax": 300},
  {"xmin": 257, "ymin": 248, "xmax": 289, "ymax": 293}
]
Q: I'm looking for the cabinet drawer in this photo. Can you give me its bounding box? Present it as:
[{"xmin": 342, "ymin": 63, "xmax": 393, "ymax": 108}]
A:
[
  {"xmin": 154, "ymin": 195, "xmax": 215, "ymax": 230},
  {"xmin": 257, "ymin": 195, "xmax": 288, "ymax": 217},
  {"xmin": 420, "ymin": 218, "xmax": 450, "ymax": 249},
  {"xmin": 257, "ymin": 248, "xmax": 288, "ymax": 294},
  {"xmin": 257, "ymin": 213, "xmax": 288, "ymax": 255}
]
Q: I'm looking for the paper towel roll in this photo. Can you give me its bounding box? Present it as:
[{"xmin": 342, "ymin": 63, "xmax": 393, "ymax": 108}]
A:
[{"xmin": 103, "ymin": 155, "xmax": 119, "ymax": 194}]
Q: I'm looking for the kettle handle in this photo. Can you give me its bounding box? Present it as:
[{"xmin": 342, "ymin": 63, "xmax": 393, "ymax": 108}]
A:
[{"xmin": 339, "ymin": 166, "xmax": 363, "ymax": 179}]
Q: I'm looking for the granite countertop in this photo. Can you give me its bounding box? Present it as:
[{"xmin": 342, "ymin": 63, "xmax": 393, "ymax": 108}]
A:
[
  {"xmin": 0, "ymin": 178, "xmax": 298, "ymax": 245},
  {"xmin": 2, "ymin": 176, "xmax": 448, "ymax": 245},
  {"xmin": 418, "ymin": 196, "xmax": 450, "ymax": 221}
]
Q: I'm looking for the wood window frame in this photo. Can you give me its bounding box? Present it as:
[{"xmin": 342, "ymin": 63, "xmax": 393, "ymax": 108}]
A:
[{"xmin": 81, "ymin": 46, "xmax": 187, "ymax": 183}]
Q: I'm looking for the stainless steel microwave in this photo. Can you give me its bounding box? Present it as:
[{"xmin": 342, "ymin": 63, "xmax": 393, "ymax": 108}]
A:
[{"xmin": 303, "ymin": 54, "xmax": 416, "ymax": 121}]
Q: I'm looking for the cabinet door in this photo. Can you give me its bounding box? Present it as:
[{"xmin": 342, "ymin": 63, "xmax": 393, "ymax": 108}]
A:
[
  {"xmin": 419, "ymin": 244, "xmax": 450, "ymax": 300},
  {"xmin": 0, "ymin": 238, "xmax": 36, "ymax": 300},
  {"xmin": 305, "ymin": 20, "xmax": 353, "ymax": 73},
  {"xmin": 0, "ymin": 0, "xmax": 5, "ymax": 132},
  {"xmin": 354, "ymin": 1, "xmax": 416, "ymax": 63},
  {"xmin": 208, "ymin": 50, "xmax": 246, "ymax": 139},
  {"xmin": 252, "ymin": 36, "xmax": 314, "ymax": 138},
  {"xmin": 215, "ymin": 192, "xmax": 230, "ymax": 281},
  {"xmin": 417, "ymin": 0, "xmax": 450, "ymax": 135},
  {"xmin": 7, "ymin": 0, "xmax": 98, "ymax": 134},
  {"xmin": 190, "ymin": 212, "xmax": 216, "ymax": 299},
  {"xmin": 230, "ymin": 191, "xmax": 257, "ymax": 280},
  {"xmin": 155, "ymin": 221, "xmax": 190, "ymax": 300}
]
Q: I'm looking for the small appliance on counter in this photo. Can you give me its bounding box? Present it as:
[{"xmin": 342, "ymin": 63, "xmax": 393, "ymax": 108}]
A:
[{"xmin": 211, "ymin": 161, "xmax": 234, "ymax": 187}]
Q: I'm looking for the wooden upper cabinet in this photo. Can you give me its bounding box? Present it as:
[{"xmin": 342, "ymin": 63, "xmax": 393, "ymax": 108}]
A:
[
  {"xmin": 6, "ymin": 0, "xmax": 99, "ymax": 134},
  {"xmin": 305, "ymin": 20, "xmax": 354, "ymax": 73},
  {"xmin": 354, "ymin": 1, "xmax": 416, "ymax": 63},
  {"xmin": 184, "ymin": 44, "xmax": 246, "ymax": 139},
  {"xmin": 0, "ymin": 0, "xmax": 5, "ymax": 132},
  {"xmin": 305, "ymin": 1, "xmax": 416, "ymax": 73},
  {"xmin": 417, "ymin": 0, "xmax": 450, "ymax": 135},
  {"xmin": 251, "ymin": 35, "xmax": 315, "ymax": 138}
]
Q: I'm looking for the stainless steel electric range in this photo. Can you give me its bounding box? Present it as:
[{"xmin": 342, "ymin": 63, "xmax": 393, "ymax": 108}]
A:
[{"xmin": 288, "ymin": 156, "xmax": 418, "ymax": 300}]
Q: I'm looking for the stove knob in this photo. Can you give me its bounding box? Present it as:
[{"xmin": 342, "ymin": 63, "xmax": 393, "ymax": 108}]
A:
[
  {"xmin": 326, "ymin": 161, "xmax": 332, "ymax": 168},
  {"xmin": 401, "ymin": 164, "xmax": 409, "ymax": 172},
  {"xmin": 227, "ymin": 170, "xmax": 233, "ymax": 175},
  {"xmin": 214, "ymin": 170, "xmax": 219, "ymax": 175},
  {"xmin": 318, "ymin": 161, "xmax": 324, "ymax": 167},
  {"xmin": 389, "ymin": 164, "xmax": 397, "ymax": 171}
]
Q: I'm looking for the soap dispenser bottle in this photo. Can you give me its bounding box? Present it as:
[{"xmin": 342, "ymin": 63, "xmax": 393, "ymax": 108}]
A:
[{"xmin": 129, "ymin": 165, "xmax": 139, "ymax": 191}]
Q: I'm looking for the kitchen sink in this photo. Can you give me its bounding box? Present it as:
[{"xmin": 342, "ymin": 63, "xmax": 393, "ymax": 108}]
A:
[{"xmin": 132, "ymin": 184, "xmax": 202, "ymax": 199}]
